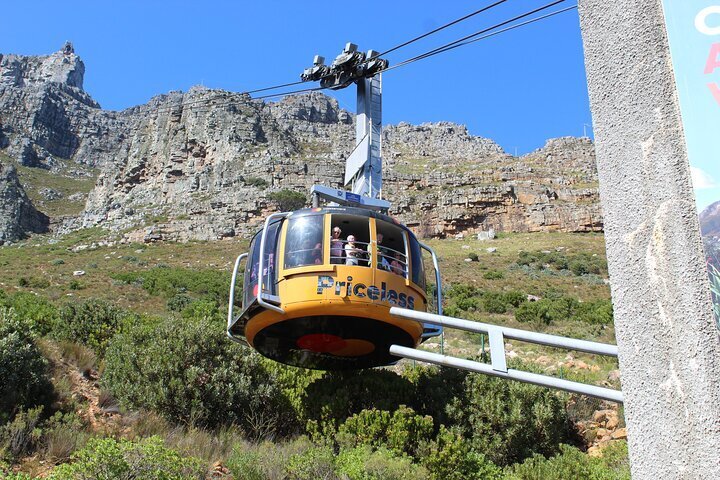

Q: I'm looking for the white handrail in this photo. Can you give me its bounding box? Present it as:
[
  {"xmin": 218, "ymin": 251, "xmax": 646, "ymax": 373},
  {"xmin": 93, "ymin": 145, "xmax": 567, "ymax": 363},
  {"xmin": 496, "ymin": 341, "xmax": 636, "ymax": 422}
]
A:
[{"xmin": 390, "ymin": 307, "xmax": 623, "ymax": 403}]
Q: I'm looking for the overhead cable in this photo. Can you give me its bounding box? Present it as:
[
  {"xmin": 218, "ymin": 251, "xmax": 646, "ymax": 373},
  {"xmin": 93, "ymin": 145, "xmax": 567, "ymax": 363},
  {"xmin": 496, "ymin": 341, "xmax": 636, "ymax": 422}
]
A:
[
  {"xmin": 385, "ymin": 0, "xmax": 568, "ymax": 72},
  {"xmin": 377, "ymin": 0, "xmax": 509, "ymax": 57},
  {"xmin": 144, "ymin": 2, "xmax": 578, "ymax": 115}
]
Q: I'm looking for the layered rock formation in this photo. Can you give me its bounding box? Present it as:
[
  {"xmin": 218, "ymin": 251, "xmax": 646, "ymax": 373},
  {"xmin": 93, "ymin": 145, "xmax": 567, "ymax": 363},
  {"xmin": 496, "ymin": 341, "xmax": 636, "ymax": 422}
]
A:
[
  {"xmin": 1, "ymin": 45, "xmax": 603, "ymax": 242},
  {"xmin": 0, "ymin": 160, "xmax": 48, "ymax": 244}
]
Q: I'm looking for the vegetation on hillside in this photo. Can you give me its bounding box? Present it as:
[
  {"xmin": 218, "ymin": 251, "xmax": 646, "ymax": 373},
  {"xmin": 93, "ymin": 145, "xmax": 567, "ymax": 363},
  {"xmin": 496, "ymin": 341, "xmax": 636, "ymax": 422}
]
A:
[{"xmin": 0, "ymin": 231, "xmax": 628, "ymax": 478}]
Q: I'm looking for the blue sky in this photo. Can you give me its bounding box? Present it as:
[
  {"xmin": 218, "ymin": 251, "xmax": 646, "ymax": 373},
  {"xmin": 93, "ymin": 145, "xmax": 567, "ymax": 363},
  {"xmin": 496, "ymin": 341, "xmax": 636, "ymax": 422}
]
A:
[
  {"xmin": 662, "ymin": 0, "xmax": 720, "ymax": 213},
  {"xmin": 1, "ymin": 0, "xmax": 591, "ymax": 154}
]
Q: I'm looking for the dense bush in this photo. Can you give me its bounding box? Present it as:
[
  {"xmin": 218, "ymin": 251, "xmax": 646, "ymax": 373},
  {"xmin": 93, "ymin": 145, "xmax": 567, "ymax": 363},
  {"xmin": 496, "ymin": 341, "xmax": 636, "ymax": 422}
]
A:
[
  {"xmin": 49, "ymin": 436, "xmax": 204, "ymax": 480},
  {"xmin": 335, "ymin": 406, "xmax": 434, "ymax": 458},
  {"xmin": 482, "ymin": 270, "xmax": 503, "ymax": 280},
  {"xmin": 301, "ymin": 370, "xmax": 414, "ymax": 435},
  {"xmin": 0, "ymin": 309, "xmax": 53, "ymax": 424},
  {"xmin": 111, "ymin": 266, "xmax": 229, "ymax": 305},
  {"xmin": 402, "ymin": 366, "xmax": 468, "ymax": 428},
  {"xmin": 515, "ymin": 297, "xmax": 614, "ymax": 326},
  {"xmin": 423, "ymin": 427, "xmax": 502, "ymax": 480},
  {"xmin": 517, "ymin": 251, "xmax": 607, "ymax": 277},
  {"xmin": 504, "ymin": 442, "xmax": 630, "ymax": 480},
  {"xmin": 55, "ymin": 299, "xmax": 134, "ymax": 357},
  {"xmin": 0, "ymin": 407, "xmax": 44, "ymax": 461},
  {"xmin": 243, "ymin": 176, "xmax": 269, "ymax": 189},
  {"xmin": 336, "ymin": 446, "xmax": 429, "ymax": 480},
  {"xmin": 446, "ymin": 367, "xmax": 573, "ymax": 466},
  {"xmin": 445, "ymin": 284, "xmax": 527, "ymax": 316},
  {"xmin": 102, "ymin": 316, "xmax": 294, "ymax": 435},
  {"xmin": 268, "ymin": 189, "xmax": 306, "ymax": 212},
  {"xmin": 284, "ymin": 445, "xmax": 337, "ymax": 479},
  {"xmin": 0, "ymin": 292, "xmax": 59, "ymax": 337}
]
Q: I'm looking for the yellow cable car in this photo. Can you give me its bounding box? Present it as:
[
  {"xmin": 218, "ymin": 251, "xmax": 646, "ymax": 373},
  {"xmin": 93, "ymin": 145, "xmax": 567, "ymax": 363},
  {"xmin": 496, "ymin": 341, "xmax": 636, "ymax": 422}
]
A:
[{"xmin": 227, "ymin": 206, "xmax": 443, "ymax": 370}]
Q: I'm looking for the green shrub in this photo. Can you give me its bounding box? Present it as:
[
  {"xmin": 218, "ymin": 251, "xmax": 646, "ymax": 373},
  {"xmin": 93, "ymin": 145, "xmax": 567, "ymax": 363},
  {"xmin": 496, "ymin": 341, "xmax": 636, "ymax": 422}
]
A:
[
  {"xmin": 336, "ymin": 445, "xmax": 429, "ymax": 480},
  {"xmin": 423, "ymin": 427, "xmax": 502, "ymax": 480},
  {"xmin": 226, "ymin": 437, "xmax": 317, "ymax": 480},
  {"xmin": 504, "ymin": 442, "xmax": 630, "ymax": 480},
  {"xmin": 55, "ymin": 299, "xmax": 133, "ymax": 357},
  {"xmin": 111, "ymin": 267, "xmax": 229, "ymax": 305},
  {"xmin": 67, "ymin": 280, "xmax": 84, "ymax": 291},
  {"xmin": 402, "ymin": 366, "xmax": 468, "ymax": 427},
  {"xmin": 445, "ymin": 284, "xmax": 482, "ymax": 314},
  {"xmin": 0, "ymin": 292, "xmax": 59, "ymax": 337},
  {"xmin": 49, "ymin": 436, "xmax": 204, "ymax": 480},
  {"xmin": 0, "ymin": 471, "xmax": 34, "ymax": 479},
  {"xmin": 0, "ymin": 309, "xmax": 53, "ymax": 423},
  {"xmin": 468, "ymin": 253, "xmax": 479, "ymax": 262},
  {"xmin": 284, "ymin": 445, "xmax": 336, "ymax": 480},
  {"xmin": 301, "ymin": 370, "xmax": 414, "ymax": 435},
  {"xmin": 180, "ymin": 299, "xmax": 222, "ymax": 322},
  {"xmin": 336, "ymin": 406, "xmax": 434, "ymax": 458},
  {"xmin": 166, "ymin": 294, "xmax": 192, "ymax": 312},
  {"xmin": 576, "ymin": 299, "xmax": 614, "ymax": 325},
  {"xmin": 482, "ymin": 270, "xmax": 503, "ymax": 280},
  {"xmin": 516, "ymin": 251, "xmax": 606, "ymax": 277},
  {"xmin": 481, "ymin": 292, "xmax": 507, "ymax": 314},
  {"xmin": 268, "ymin": 189, "xmax": 306, "ymax": 212},
  {"xmin": 41, "ymin": 412, "xmax": 88, "ymax": 464},
  {"xmin": 244, "ymin": 177, "xmax": 269, "ymax": 189},
  {"xmin": 17, "ymin": 277, "xmax": 50, "ymax": 289},
  {"xmin": 0, "ymin": 407, "xmax": 44, "ymax": 461},
  {"xmin": 102, "ymin": 316, "xmax": 294, "ymax": 435},
  {"xmin": 446, "ymin": 366, "xmax": 572, "ymax": 466},
  {"xmin": 515, "ymin": 297, "xmax": 613, "ymax": 326},
  {"xmin": 501, "ymin": 291, "xmax": 527, "ymax": 308}
]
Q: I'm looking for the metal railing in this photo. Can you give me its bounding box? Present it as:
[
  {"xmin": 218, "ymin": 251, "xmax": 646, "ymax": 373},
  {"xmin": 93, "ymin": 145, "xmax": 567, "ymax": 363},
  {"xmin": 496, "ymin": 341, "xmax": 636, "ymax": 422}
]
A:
[{"xmin": 389, "ymin": 308, "xmax": 623, "ymax": 403}]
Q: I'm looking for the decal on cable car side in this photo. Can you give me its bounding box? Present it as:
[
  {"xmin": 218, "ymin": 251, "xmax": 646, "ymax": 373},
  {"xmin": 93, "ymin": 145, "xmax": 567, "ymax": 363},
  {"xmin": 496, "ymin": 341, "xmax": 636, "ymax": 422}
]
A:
[{"xmin": 316, "ymin": 275, "xmax": 416, "ymax": 309}]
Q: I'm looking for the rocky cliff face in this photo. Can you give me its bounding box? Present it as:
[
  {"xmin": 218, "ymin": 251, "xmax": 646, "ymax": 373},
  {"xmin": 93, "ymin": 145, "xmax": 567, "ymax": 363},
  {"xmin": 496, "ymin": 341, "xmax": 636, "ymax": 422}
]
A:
[
  {"xmin": 1, "ymin": 45, "xmax": 602, "ymax": 242},
  {"xmin": 0, "ymin": 160, "xmax": 48, "ymax": 244}
]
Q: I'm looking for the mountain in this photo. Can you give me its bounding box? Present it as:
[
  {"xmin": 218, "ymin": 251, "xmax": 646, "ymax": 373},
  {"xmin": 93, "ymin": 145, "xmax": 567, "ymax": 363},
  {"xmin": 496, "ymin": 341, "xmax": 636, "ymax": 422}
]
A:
[
  {"xmin": 700, "ymin": 200, "xmax": 720, "ymax": 237},
  {"xmin": 0, "ymin": 44, "xmax": 602, "ymax": 242}
]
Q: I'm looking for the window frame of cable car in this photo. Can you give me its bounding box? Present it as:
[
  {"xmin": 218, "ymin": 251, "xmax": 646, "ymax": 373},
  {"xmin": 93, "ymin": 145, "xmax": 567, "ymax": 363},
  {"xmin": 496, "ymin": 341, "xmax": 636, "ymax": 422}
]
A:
[{"xmin": 282, "ymin": 213, "xmax": 329, "ymax": 271}]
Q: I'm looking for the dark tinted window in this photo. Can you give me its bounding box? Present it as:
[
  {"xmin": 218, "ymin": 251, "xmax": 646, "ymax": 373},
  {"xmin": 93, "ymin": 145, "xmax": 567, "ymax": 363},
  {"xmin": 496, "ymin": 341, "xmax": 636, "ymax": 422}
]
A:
[
  {"xmin": 408, "ymin": 234, "xmax": 426, "ymax": 290},
  {"xmin": 243, "ymin": 220, "xmax": 281, "ymax": 308},
  {"xmin": 284, "ymin": 215, "xmax": 324, "ymax": 269}
]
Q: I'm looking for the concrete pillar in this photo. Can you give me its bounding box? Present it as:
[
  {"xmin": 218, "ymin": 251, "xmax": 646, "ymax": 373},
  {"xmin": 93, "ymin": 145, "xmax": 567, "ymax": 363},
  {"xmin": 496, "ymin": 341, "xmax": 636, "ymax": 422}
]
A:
[{"xmin": 578, "ymin": 1, "xmax": 720, "ymax": 477}]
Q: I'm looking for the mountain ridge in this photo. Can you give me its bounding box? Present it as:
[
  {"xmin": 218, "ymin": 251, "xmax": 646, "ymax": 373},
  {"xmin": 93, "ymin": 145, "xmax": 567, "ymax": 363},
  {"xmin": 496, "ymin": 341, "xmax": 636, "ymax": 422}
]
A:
[{"xmin": 0, "ymin": 45, "xmax": 603, "ymax": 243}]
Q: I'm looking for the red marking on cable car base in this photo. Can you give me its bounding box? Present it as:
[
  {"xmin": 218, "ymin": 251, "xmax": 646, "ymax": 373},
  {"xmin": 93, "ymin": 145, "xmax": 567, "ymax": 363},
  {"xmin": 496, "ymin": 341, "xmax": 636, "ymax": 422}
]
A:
[{"xmin": 297, "ymin": 333, "xmax": 347, "ymax": 353}]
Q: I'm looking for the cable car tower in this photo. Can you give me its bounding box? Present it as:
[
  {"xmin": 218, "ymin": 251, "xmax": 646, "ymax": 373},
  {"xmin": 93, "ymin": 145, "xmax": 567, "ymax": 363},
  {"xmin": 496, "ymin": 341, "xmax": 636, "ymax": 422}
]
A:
[{"xmin": 302, "ymin": 43, "xmax": 390, "ymax": 210}]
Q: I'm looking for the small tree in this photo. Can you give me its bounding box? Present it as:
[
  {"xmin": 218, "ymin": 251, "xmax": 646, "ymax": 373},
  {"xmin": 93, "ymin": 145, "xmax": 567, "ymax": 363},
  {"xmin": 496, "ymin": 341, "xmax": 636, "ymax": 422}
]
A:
[
  {"xmin": 0, "ymin": 309, "xmax": 53, "ymax": 423},
  {"xmin": 268, "ymin": 189, "xmax": 306, "ymax": 211}
]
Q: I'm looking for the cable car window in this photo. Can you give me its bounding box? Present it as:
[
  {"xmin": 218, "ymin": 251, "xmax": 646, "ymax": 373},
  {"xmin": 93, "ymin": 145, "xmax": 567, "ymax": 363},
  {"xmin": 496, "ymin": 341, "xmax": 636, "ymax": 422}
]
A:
[
  {"xmin": 408, "ymin": 234, "xmax": 426, "ymax": 290},
  {"xmin": 243, "ymin": 234, "xmax": 260, "ymax": 310},
  {"xmin": 375, "ymin": 220, "xmax": 408, "ymax": 278},
  {"xmin": 284, "ymin": 215, "xmax": 324, "ymax": 269},
  {"xmin": 331, "ymin": 214, "xmax": 370, "ymax": 267},
  {"xmin": 244, "ymin": 220, "xmax": 281, "ymax": 308}
]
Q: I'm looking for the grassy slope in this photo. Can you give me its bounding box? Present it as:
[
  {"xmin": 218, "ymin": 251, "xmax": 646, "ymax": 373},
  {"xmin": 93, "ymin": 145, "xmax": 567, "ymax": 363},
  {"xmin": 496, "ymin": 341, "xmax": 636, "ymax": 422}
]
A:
[
  {"xmin": 0, "ymin": 151, "xmax": 98, "ymax": 217},
  {"xmin": 0, "ymin": 229, "xmax": 617, "ymax": 383}
]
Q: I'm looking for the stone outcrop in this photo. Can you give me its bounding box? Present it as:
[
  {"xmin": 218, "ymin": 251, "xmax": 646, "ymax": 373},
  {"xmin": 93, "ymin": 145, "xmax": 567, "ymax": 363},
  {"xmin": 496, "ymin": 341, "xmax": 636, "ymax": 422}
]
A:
[
  {"xmin": 0, "ymin": 160, "xmax": 48, "ymax": 244},
  {"xmin": 1, "ymin": 46, "xmax": 603, "ymax": 242},
  {"xmin": 0, "ymin": 42, "xmax": 129, "ymax": 170}
]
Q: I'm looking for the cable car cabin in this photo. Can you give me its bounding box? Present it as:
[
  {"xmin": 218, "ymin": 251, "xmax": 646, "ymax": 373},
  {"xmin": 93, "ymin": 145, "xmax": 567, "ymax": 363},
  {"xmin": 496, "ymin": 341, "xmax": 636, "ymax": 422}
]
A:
[{"xmin": 227, "ymin": 206, "xmax": 443, "ymax": 370}]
